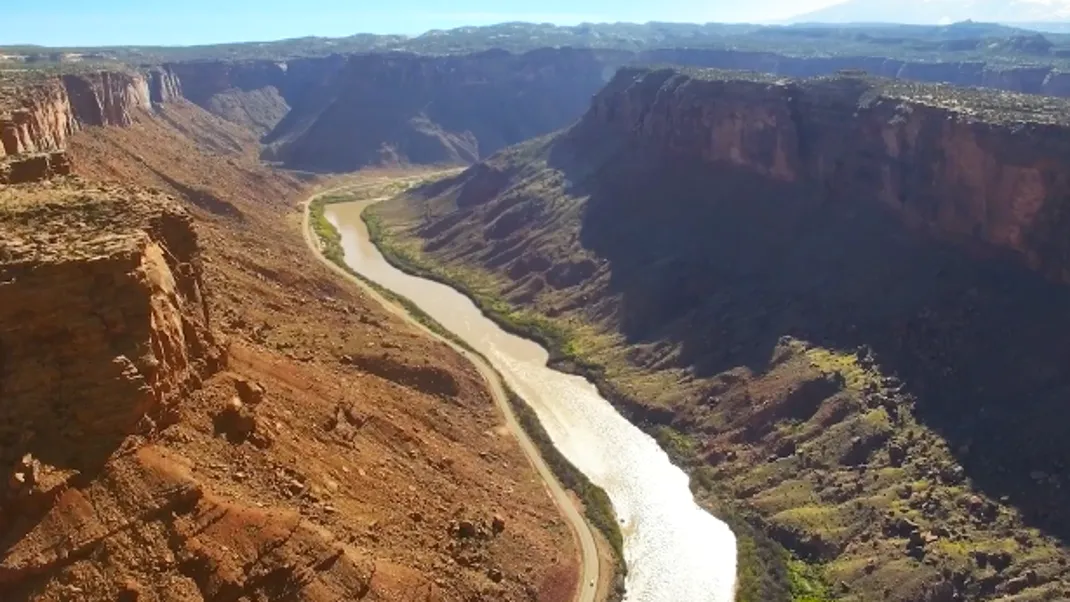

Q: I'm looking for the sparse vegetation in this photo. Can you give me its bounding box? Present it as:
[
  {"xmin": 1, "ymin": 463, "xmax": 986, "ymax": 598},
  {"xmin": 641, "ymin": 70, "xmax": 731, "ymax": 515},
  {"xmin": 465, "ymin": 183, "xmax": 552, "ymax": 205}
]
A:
[{"xmin": 788, "ymin": 559, "xmax": 835, "ymax": 602}]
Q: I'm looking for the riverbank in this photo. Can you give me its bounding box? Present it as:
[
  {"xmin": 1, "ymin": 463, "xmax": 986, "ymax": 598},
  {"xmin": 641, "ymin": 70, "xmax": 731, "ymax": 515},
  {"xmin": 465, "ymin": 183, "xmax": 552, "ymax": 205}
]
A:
[
  {"xmin": 304, "ymin": 178, "xmax": 624, "ymax": 602},
  {"xmin": 363, "ymin": 203, "xmax": 831, "ymax": 602}
]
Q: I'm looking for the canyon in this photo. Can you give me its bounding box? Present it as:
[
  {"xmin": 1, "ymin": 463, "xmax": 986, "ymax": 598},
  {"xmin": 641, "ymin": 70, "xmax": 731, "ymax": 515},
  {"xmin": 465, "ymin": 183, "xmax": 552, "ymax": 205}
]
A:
[
  {"xmin": 9, "ymin": 42, "xmax": 1070, "ymax": 179},
  {"xmin": 0, "ymin": 65, "xmax": 582, "ymax": 601},
  {"xmin": 6, "ymin": 21, "xmax": 1070, "ymax": 602},
  {"xmin": 369, "ymin": 67, "xmax": 1070, "ymax": 601}
]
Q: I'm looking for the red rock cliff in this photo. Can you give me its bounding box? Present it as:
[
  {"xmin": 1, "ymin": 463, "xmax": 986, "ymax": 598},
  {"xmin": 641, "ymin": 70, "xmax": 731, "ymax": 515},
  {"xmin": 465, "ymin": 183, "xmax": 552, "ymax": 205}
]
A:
[
  {"xmin": 1, "ymin": 70, "xmax": 156, "ymax": 157},
  {"xmin": 0, "ymin": 182, "xmax": 220, "ymax": 472},
  {"xmin": 147, "ymin": 66, "xmax": 183, "ymax": 103},
  {"xmin": 581, "ymin": 67, "xmax": 1070, "ymax": 281},
  {"xmin": 60, "ymin": 71, "xmax": 151, "ymax": 126},
  {"xmin": 0, "ymin": 79, "xmax": 76, "ymax": 157}
]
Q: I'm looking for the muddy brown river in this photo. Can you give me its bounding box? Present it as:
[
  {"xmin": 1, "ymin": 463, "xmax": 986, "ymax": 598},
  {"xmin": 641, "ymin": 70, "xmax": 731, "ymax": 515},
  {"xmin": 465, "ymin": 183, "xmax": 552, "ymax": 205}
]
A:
[{"xmin": 326, "ymin": 200, "xmax": 737, "ymax": 602}]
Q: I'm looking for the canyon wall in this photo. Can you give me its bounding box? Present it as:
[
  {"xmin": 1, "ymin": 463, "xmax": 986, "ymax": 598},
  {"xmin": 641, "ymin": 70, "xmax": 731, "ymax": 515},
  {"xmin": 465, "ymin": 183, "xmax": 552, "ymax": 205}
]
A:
[
  {"xmin": 580, "ymin": 67, "xmax": 1070, "ymax": 281},
  {"xmin": 6, "ymin": 48, "xmax": 1070, "ymax": 171},
  {"xmin": 165, "ymin": 56, "xmax": 345, "ymax": 135},
  {"xmin": 1, "ymin": 70, "xmax": 154, "ymax": 157},
  {"xmin": 172, "ymin": 48, "xmax": 1070, "ymax": 171},
  {"xmin": 260, "ymin": 49, "xmax": 628, "ymax": 171}
]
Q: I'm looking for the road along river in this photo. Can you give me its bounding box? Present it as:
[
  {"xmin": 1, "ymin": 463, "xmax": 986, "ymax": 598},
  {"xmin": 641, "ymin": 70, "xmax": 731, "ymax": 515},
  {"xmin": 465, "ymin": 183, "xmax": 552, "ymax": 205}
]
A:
[{"xmin": 324, "ymin": 199, "xmax": 738, "ymax": 602}]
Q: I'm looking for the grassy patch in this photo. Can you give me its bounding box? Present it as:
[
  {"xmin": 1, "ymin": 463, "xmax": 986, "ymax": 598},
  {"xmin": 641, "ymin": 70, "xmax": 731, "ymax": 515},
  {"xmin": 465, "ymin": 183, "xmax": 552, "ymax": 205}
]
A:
[
  {"xmin": 786, "ymin": 341, "xmax": 883, "ymax": 393},
  {"xmin": 788, "ymin": 559, "xmax": 835, "ymax": 602},
  {"xmin": 654, "ymin": 425, "xmax": 698, "ymax": 459}
]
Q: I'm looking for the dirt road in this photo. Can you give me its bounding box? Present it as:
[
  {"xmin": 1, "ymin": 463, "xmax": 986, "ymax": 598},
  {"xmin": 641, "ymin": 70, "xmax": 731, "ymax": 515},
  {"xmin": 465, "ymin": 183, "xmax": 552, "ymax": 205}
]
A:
[{"xmin": 301, "ymin": 179, "xmax": 603, "ymax": 602}]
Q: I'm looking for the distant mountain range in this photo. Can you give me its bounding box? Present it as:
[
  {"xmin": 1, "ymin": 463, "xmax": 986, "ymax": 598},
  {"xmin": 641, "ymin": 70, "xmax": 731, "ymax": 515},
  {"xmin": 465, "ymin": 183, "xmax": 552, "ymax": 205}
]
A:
[
  {"xmin": 5, "ymin": 19, "xmax": 1070, "ymax": 65},
  {"xmin": 791, "ymin": 0, "xmax": 1070, "ymax": 26}
]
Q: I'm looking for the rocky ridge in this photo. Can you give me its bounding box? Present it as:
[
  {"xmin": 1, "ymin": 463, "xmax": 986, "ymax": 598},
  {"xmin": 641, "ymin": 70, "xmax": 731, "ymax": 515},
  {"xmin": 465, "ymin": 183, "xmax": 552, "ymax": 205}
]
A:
[
  {"xmin": 0, "ymin": 69, "xmax": 161, "ymax": 158},
  {"xmin": 0, "ymin": 179, "xmax": 220, "ymax": 473}
]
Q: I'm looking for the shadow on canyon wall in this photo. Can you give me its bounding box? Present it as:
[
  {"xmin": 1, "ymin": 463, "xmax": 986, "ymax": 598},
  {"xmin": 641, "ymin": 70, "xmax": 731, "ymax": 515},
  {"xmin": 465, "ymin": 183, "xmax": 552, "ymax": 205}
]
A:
[{"xmin": 549, "ymin": 142, "xmax": 1070, "ymax": 546}]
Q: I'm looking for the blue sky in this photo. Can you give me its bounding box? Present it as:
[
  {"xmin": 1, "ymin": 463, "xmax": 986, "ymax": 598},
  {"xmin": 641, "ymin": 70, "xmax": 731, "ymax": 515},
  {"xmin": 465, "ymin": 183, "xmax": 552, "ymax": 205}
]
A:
[{"xmin": 2, "ymin": 0, "xmax": 840, "ymax": 47}]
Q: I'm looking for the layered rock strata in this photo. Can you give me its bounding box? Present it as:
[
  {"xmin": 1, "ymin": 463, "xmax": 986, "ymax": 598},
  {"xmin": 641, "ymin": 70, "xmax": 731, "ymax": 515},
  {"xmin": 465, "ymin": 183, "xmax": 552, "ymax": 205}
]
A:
[{"xmin": 0, "ymin": 181, "xmax": 220, "ymax": 473}]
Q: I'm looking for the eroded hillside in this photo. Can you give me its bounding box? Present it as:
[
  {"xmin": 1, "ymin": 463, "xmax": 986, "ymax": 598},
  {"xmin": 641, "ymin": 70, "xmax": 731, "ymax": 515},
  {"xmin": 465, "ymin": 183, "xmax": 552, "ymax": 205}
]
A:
[
  {"xmin": 371, "ymin": 68, "xmax": 1070, "ymax": 601},
  {"xmin": 0, "ymin": 71, "xmax": 580, "ymax": 601}
]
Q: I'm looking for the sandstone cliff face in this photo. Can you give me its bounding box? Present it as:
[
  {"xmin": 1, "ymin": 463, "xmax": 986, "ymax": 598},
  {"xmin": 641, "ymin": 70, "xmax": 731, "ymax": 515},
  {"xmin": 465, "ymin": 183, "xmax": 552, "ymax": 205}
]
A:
[
  {"xmin": 61, "ymin": 71, "xmax": 152, "ymax": 127},
  {"xmin": 1, "ymin": 71, "xmax": 157, "ymax": 157},
  {"xmin": 147, "ymin": 66, "xmax": 183, "ymax": 103},
  {"xmin": 582, "ymin": 68, "xmax": 1070, "ymax": 281},
  {"xmin": 0, "ymin": 182, "xmax": 219, "ymax": 473},
  {"xmin": 0, "ymin": 79, "xmax": 76, "ymax": 157}
]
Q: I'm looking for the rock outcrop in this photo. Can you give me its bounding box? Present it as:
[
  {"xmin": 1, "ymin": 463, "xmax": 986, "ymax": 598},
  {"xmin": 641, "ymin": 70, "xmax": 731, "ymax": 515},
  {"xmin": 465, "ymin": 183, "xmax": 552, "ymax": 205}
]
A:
[
  {"xmin": 1, "ymin": 70, "xmax": 156, "ymax": 157},
  {"xmin": 0, "ymin": 181, "xmax": 220, "ymax": 473},
  {"xmin": 147, "ymin": 66, "xmax": 183, "ymax": 103},
  {"xmin": 0, "ymin": 150, "xmax": 72, "ymax": 184}
]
